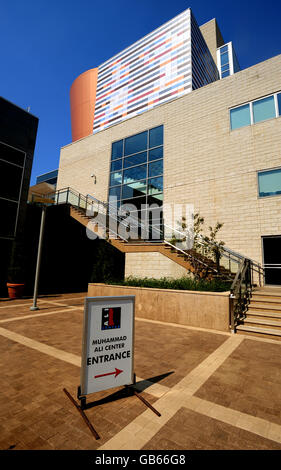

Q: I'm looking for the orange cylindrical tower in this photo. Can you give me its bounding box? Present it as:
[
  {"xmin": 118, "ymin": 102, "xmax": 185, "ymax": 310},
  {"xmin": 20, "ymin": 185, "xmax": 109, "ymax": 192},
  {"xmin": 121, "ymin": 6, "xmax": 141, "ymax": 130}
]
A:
[{"xmin": 70, "ymin": 68, "xmax": 98, "ymax": 142}]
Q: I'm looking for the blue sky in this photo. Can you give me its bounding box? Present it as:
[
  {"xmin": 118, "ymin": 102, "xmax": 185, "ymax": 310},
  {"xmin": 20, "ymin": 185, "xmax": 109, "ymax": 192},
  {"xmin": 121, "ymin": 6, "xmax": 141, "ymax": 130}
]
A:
[{"xmin": 1, "ymin": 0, "xmax": 280, "ymax": 185}]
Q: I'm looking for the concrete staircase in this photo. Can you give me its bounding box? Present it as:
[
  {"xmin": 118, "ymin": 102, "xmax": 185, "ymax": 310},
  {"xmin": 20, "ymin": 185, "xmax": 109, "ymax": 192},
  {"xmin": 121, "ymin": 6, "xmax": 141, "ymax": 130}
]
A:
[
  {"xmin": 70, "ymin": 206, "xmax": 235, "ymax": 282},
  {"xmin": 236, "ymin": 287, "xmax": 281, "ymax": 341}
]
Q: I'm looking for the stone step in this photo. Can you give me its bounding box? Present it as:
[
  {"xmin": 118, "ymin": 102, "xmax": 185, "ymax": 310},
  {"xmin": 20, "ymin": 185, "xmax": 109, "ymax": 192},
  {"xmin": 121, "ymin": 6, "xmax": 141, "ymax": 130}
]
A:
[
  {"xmin": 236, "ymin": 324, "xmax": 281, "ymax": 340},
  {"xmin": 246, "ymin": 309, "xmax": 281, "ymax": 319},
  {"xmin": 254, "ymin": 289, "xmax": 281, "ymax": 296},
  {"xmin": 248, "ymin": 302, "xmax": 281, "ymax": 312},
  {"xmin": 250, "ymin": 295, "xmax": 281, "ymax": 305},
  {"xmin": 242, "ymin": 316, "xmax": 281, "ymax": 328}
]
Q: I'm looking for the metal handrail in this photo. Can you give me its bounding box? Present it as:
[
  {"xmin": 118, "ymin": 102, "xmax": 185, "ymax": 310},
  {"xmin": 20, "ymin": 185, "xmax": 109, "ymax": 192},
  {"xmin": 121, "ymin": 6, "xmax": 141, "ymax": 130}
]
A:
[
  {"xmin": 229, "ymin": 257, "xmax": 265, "ymax": 331},
  {"xmin": 44, "ymin": 187, "xmax": 264, "ymax": 288}
]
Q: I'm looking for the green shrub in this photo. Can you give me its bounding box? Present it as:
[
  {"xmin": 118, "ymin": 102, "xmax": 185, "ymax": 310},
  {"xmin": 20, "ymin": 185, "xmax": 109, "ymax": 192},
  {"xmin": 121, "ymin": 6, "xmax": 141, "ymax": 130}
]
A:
[{"xmin": 107, "ymin": 276, "xmax": 231, "ymax": 292}]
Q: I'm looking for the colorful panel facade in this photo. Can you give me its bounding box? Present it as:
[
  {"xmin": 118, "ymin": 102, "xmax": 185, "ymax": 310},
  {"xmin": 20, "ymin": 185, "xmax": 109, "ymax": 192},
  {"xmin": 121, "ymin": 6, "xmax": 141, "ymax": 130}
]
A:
[{"xmin": 93, "ymin": 9, "xmax": 193, "ymax": 133}]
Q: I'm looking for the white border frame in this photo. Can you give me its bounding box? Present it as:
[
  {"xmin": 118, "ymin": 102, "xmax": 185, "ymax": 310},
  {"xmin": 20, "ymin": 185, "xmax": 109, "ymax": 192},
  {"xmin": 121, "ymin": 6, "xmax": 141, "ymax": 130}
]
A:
[{"xmin": 80, "ymin": 295, "xmax": 135, "ymax": 396}]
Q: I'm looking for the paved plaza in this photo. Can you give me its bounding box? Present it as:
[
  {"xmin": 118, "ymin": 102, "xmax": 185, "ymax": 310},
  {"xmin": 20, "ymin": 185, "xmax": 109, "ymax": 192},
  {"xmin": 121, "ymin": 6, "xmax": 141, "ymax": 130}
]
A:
[{"xmin": 0, "ymin": 293, "xmax": 280, "ymax": 450}]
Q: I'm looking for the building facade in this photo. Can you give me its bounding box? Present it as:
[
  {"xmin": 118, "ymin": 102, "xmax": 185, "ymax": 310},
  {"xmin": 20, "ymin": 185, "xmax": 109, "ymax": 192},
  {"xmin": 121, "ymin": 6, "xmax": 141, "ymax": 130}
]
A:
[
  {"xmin": 36, "ymin": 169, "xmax": 58, "ymax": 187},
  {"xmin": 0, "ymin": 97, "xmax": 38, "ymax": 293},
  {"xmin": 58, "ymin": 8, "xmax": 281, "ymax": 285},
  {"xmin": 70, "ymin": 9, "xmax": 224, "ymax": 142}
]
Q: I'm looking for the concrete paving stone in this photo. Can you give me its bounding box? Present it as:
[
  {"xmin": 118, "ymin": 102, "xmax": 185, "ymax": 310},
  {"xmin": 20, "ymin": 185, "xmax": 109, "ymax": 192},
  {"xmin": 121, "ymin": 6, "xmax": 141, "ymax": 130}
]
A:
[
  {"xmin": 0, "ymin": 293, "xmax": 281, "ymax": 450},
  {"xmin": 195, "ymin": 338, "xmax": 281, "ymax": 426},
  {"xmin": 144, "ymin": 408, "xmax": 281, "ymax": 450}
]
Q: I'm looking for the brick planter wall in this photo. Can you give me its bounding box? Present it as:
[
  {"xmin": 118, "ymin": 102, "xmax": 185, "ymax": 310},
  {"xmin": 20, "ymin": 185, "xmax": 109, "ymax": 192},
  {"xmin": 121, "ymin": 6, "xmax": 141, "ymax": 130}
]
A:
[{"xmin": 88, "ymin": 283, "xmax": 230, "ymax": 332}]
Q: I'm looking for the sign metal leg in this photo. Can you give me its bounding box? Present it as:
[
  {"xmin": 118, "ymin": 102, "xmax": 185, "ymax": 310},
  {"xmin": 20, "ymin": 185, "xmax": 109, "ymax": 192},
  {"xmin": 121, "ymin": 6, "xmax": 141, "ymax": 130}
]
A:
[
  {"xmin": 63, "ymin": 388, "xmax": 100, "ymax": 440},
  {"xmin": 77, "ymin": 385, "xmax": 87, "ymax": 410},
  {"xmin": 125, "ymin": 379, "xmax": 161, "ymax": 417},
  {"xmin": 133, "ymin": 389, "xmax": 161, "ymax": 417}
]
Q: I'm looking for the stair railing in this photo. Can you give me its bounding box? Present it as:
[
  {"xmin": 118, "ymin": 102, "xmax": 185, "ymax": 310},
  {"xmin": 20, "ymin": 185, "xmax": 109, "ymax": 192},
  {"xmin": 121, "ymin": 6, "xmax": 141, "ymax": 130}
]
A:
[
  {"xmin": 46, "ymin": 187, "xmax": 264, "ymax": 286},
  {"xmin": 229, "ymin": 258, "xmax": 265, "ymax": 332}
]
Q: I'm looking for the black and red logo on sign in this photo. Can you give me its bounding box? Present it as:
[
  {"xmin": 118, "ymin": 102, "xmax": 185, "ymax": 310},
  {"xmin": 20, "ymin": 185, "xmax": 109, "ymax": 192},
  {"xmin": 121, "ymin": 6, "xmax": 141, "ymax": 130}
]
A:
[{"xmin": 101, "ymin": 307, "xmax": 121, "ymax": 330}]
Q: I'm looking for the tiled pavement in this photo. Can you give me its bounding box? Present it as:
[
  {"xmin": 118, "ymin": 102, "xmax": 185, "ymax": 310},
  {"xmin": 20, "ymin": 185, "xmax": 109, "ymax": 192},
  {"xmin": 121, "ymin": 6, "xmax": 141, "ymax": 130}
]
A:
[{"xmin": 0, "ymin": 292, "xmax": 280, "ymax": 450}]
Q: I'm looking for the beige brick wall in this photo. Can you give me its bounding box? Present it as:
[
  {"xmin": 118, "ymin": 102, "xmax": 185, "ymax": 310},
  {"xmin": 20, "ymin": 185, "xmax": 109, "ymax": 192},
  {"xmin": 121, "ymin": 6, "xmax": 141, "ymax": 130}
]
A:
[
  {"xmin": 125, "ymin": 252, "xmax": 187, "ymax": 279},
  {"xmin": 58, "ymin": 53, "xmax": 281, "ymax": 275},
  {"xmin": 200, "ymin": 18, "xmax": 225, "ymax": 65}
]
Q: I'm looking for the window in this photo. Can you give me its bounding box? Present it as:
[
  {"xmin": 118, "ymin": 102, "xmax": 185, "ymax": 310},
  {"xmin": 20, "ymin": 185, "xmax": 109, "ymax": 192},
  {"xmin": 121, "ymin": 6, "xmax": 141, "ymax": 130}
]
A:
[
  {"xmin": 220, "ymin": 52, "xmax": 229, "ymax": 67},
  {"xmin": 253, "ymin": 96, "xmax": 276, "ymax": 124},
  {"xmin": 220, "ymin": 45, "xmax": 228, "ymax": 54},
  {"xmin": 110, "ymin": 159, "xmax": 122, "ymax": 172},
  {"xmin": 221, "ymin": 70, "xmax": 230, "ymax": 78},
  {"xmin": 258, "ymin": 168, "xmax": 281, "ymax": 198},
  {"xmin": 230, "ymin": 92, "xmax": 281, "ymax": 130},
  {"xmin": 277, "ymin": 93, "xmax": 281, "ymax": 115},
  {"xmin": 0, "ymin": 197, "xmax": 18, "ymax": 238},
  {"xmin": 110, "ymin": 171, "xmax": 122, "ymax": 186},
  {"xmin": 124, "ymin": 131, "xmax": 147, "ymax": 156},
  {"xmin": 149, "ymin": 147, "xmax": 163, "ymax": 161},
  {"xmin": 112, "ymin": 140, "xmax": 123, "ymax": 160},
  {"xmin": 219, "ymin": 44, "xmax": 231, "ymax": 78},
  {"xmin": 122, "ymin": 180, "xmax": 147, "ymax": 199},
  {"xmin": 0, "ymin": 142, "xmax": 25, "ymax": 167},
  {"xmin": 230, "ymin": 104, "xmax": 251, "ymax": 130},
  {"xmin": 149, "ymin": 126, "xmax": 163, "ymax": 148},
  {"xmin": 109, "ymin": 186, "xmax": 121, "ymax": 199},
  {"xmin": 124, "ymin": 152, "xmax": 147, "ymax": 168},
  {"xmin": 0, "ymin": 159, "xmax": 23, "ymax": 201},
  {"xmin": 109, "ymin": 126, "xmax": 164, "ymax": 237},
  {"xmin": 148, "ymin": 160, "xmax": 163, "ymax": 177},
  {"xmin": 123, "ymin": 165, "xmax": 147, "ymax": 184},
  {"xmin": 148, "ymin": 177, "xmax": 163, "ymax": 195}
]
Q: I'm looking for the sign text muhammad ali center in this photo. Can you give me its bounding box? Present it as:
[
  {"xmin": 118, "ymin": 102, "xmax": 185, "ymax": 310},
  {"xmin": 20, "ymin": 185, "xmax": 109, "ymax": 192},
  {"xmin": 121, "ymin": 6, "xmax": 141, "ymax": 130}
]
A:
[{"xmin": 80, "ymin": 296, "xmax": 135, "ymax": 395}]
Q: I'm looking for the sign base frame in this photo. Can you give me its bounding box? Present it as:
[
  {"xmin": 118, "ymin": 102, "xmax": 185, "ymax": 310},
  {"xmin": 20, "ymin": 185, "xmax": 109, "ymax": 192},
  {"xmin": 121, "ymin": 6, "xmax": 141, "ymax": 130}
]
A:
[{"xmin": 70, "ymin": 374, "xmax": 161, "ymax": 440}]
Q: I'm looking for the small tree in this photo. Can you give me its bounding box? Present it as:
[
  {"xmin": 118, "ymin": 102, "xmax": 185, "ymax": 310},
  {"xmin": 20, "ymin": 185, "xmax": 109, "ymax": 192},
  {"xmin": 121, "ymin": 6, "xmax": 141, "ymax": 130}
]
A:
[
  {"xmin": 203, "ymin": 222, "xmax": 225, "ymax": 269},
  {"xmin": 174, "ymin": 212, "xmax": 225, "ymax": 278}
]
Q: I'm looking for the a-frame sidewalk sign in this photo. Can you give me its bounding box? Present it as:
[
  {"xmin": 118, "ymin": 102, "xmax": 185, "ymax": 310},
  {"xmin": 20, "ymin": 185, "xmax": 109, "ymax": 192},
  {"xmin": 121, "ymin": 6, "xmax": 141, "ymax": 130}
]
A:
[{"xmin": 63, "ymin": 295, "xmax": 160, "ymax": 440}]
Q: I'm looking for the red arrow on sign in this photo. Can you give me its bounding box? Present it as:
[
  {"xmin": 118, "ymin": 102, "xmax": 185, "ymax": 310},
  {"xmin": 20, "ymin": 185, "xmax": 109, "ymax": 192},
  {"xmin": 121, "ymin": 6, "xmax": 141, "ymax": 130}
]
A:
[{"xmin": 94, "ymin": 368, "xmax": 123, "ymax": 379}]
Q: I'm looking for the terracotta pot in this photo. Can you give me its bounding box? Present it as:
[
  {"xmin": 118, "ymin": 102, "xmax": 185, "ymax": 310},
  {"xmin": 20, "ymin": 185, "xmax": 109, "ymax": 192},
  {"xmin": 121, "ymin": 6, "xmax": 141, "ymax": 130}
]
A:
[{"xmin": 7, "ymin": 283, "xmax": 25, "ymax": 299}]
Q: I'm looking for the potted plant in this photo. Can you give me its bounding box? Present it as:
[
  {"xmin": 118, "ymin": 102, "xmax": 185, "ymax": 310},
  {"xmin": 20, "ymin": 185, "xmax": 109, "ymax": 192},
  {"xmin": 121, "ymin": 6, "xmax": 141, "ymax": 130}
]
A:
[{"xmin": 7, "ymin": 240, "xmax": 26, "ymax": 299}]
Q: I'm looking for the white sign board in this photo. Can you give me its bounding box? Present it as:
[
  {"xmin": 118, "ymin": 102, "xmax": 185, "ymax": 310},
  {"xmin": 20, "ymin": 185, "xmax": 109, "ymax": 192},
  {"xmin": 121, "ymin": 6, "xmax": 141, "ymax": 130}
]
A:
[{"xmin": 80, "ymin": 296, "xmax": 135, "ymax": 395}]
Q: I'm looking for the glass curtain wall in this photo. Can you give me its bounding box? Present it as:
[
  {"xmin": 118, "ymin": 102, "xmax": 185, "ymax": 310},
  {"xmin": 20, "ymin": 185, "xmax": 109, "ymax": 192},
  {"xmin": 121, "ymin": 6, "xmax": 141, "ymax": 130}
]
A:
[
  {"xmin": 0, "ymin": 142, "xmax": 25, "ymax": 238},
  {"xmin": 109, "ymin": 125, "xmax": 164, "ymax": 240}
]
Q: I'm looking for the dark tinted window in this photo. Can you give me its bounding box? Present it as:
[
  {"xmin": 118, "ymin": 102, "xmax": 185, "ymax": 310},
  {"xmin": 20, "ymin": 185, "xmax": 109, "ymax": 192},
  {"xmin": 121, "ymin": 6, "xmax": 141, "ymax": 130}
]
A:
[
  {"xmin": 0, "ymin": 197, "xmax": 18, "ymax": 237},
  {"xmin": 109, "ymin": 186, "xmax": 121, "ymax": 200},
  {"xmin": 112, "ymin": 140, "xmax": 123, "ymax": 159},
  {"xmin": 278, "ymin": 93, "xmax": 281, "ymax": 116},
  {"xmin": 0, "ymin": 142, "xmax": 25, "ymax": 167},
  {"xmin": 0, "ymin": 160, "xmax": 23, "ymax": 201},
  {"xmin": 148, "ymin": 176, "xmax": 163, "ymax": 194},
  {"xmin": 110, "ymin": 171, "xmax": 122, "ymax": 186},
  {"xmin": 122, "ymin": 180, "xmax": 147, "ymax": 199},
  {"xmin": 124, "ymin": 152, "xmax": 147, "ymax": 168},
  {"xmin": 149, "ymin": 147, "xmax": 163, "ymax": 161},
  {"xmin": 121, "ymin": 196, "xmax": 146, "ymax": 212},
  {"xmin": 111, "ymin": 159, "xmax": 122, "ymax": 172},
  {"xmin": 149, "ymin": 160, "xmax": 163, "ymax": 177},
  {"xmin": 123, "ymin": 165, "xmax": 147, "ymax": 184},
  {"xmin": 36, "ymin": 169, "xmax": 58, "ymax": 184},
  {"xmin": 124, "ymin": 131, "xmax": 147, "ymax": 156},
  {"xmin": 147, "ymin": 193, "xmax": 163, "ymax": 205},
  {"xmin": 149, "ymin": 126, "xmax": 163, "ymax": 148}
]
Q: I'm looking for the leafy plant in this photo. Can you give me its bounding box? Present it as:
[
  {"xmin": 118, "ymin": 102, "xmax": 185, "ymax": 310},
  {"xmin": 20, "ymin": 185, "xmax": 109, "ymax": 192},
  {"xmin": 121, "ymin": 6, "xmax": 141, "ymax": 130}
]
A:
[
  {"xmin": 170, "ymin": 212, "xmax": 226, "ymax": 279},
  {"xmin": 107, "ymin": 276, "xmax": 231, "ymax": 292}
]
